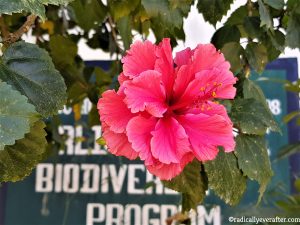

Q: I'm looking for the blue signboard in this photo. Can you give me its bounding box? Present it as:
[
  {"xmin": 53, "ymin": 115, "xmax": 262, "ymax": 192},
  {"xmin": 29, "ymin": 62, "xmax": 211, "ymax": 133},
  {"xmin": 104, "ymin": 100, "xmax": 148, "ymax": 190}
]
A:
[{"xmin": 0, "ymin": 58, "xmax": 299, "ymax": 225}]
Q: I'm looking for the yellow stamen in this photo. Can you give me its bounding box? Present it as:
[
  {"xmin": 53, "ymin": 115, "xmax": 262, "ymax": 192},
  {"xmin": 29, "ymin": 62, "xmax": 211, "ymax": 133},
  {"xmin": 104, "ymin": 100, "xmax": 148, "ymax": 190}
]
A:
[
  {"xmin": 212, "ymin": 91, "xmax": 217, "ymax": 97},
  {"xmin": 213, "ymin": 81, "xmax": 217, "ymax": 86},
  {"xmin": 200, "ymin": 87, "xmax": 205, "ymax": 91}
]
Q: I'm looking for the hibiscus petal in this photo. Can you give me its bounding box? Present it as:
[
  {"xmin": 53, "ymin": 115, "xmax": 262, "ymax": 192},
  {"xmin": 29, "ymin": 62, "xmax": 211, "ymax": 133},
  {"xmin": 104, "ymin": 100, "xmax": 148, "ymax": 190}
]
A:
[
  {"xmin": 187, "ymin": 101, "xmax": 232, "ymax": 125},
  {"xmin": 97, "ymin": 90, "xmax": 134, "ymax": 133},
  {"xmin": 172, "ymin": 68, "xmax": 236, "ymax": 111},
  {"xmin": 102, "ymin": 123, "xmax": 138, "ymax": 160},
  {"xmin": 146, "ymin": 153, "xmax": 194, "ymax": 180},
  {"xmin": 124, "ymin": 70, "xmax": 167, "ymax": 117},
  {"xmin": 172, "ymin": 65, "xmax": 193, "ymax": 101},
  {"xmin": 192, "ymin": 44, "xmax": 230, "ymax": 73},
  {"xmin": 174, "ymin": 47, "xmax": 192, "ymax": 67},
  {"xmin": 150, "ymin": 117, "xmax": 192, "ymax": 164},
  {"xmin": 177, "ymin": 113, "xmax": 235, "ymax": 161},
  {"xmin": 195, "ymin": 68, "xmax": 237, "ymax": 99},
  {"xmin": 122, "ymin": 40, "xmax": 156, "ymax": 78},
  {"xmin": 155, "ymin": 38, "xmax": 175, "ymax": 97},
  {"xmin": 126, "ymin": 115, "xmax": 157, "ymax": 165}
]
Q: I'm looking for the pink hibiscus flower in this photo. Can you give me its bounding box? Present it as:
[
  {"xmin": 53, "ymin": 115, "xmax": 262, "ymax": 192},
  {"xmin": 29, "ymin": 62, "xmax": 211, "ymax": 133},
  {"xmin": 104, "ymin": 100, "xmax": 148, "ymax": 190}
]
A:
[{"xmin": 98, "ymin": 38, "xmax": 237, "ymax": 180}]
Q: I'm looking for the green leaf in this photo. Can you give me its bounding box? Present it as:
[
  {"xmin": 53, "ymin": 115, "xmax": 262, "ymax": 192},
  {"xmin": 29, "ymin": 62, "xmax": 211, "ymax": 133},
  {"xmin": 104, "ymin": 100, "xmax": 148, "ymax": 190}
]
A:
[
  {"xmin": 264, "ymin": 0, "xmax": 284, "ymax": 10},
  {"xmin": 243, "ymin": 78, "xmax": 273, "ymax": 113},
  {"xmin": 0, "ymin": 41, "xmax": 67, "ymax": 117},
  {"xmin": 286, "ymin": 2, "xmax": 300, "ymax": 49},
  {"xmin": 277, "ymin": 143, "xmax": 300, "ymax": 160},
  {"xmin": 49, "ymin": 35, "xmax": 78, "ymax": 66},
  {"xmin": 116, "ymin": 16, "xmax": 132, "ymax": 50},
  {"xmin": 243, "ymin": 17, "xmax": 263, "ymax": 39},
  {"xmin": 231, "ymin": 98, "xmax": 279, "ymax": 135},
  {"xmin": 204, "ymin": 151, "xmax": 247, "ymax": 205},
  {"xmin": 243, "ymin": 79, "xmax": 280, "ymax": 133},
  {"xmin": 70, "ymin": 0, "xmax": 106, "ymax": 31},
  {"xmin": 245, "ymin": 42, "xmax": 268, "ymax": 73},
  {"xmin": 0, "ymin": 81, "xmax": 39, "ymax": 150},
  {"xmin": 109, "ymin": 0, "xmax": 140, "ymax": 22},
  {"xmin": 162, "ymin": 160, "xmax": 207, "ymax": 211},
  {"xmin": 0, "ymin": 121, "xmax": 48, "ymax": 182},
  {"xmin": 211, "ymin": 25, "xmax": 241, "ymax": 49},
  {"xmin": 197, "ymin": 0, "xmax": 234, "ymax": 26},
  {"xmin": 235, "ymin": 135, "xmax": 273, "ymax": 203},
  {"xmin": 0, "ymin": 0, "xmax": 74, "ymax": 20},
  {"xmin": 142, "ymin": 0, "xmax": 184, "ymax": 29},
  {"xmin": 221, "ymin": 42, "xmax": 244, "ymax": 73},
  {"xmin": 258, "ymin": 0, "xmax": 273, "ymax": 29}
]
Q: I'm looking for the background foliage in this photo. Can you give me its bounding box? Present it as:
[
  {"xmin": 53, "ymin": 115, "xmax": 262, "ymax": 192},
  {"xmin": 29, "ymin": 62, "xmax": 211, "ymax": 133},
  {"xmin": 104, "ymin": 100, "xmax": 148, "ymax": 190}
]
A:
[{"xmin": 0, "ymin": 0, "xmax": 300, "ymax": 215}]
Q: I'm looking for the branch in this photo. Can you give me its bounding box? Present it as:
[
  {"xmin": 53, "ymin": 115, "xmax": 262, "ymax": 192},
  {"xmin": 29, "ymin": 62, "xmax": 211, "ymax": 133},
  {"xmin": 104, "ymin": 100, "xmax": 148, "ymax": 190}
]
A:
[
  {"xmin": 0, "ymin": 16, "xmax": 10, "ymax": 39},
  {"xmin": 2, "ymin": 15, "xmax": 37, "ymax": 45},
  {"xmin": 107, "ymin": 15, "xmax": 124, "ymax": 56}
]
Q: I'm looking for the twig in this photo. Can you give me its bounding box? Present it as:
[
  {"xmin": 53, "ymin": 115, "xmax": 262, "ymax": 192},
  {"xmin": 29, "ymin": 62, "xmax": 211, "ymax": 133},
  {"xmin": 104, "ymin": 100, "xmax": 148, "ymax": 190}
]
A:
[
  {"xmin": 0, "ymin": 16, "xmax": 10, "ymax": 39},
  {"xmin": 107, "ymin": 15, "xmax": 124, "ymax": 56},
  {"xmin": 2, "ymin": 14, "xmax": 37, "ymax": 45}
]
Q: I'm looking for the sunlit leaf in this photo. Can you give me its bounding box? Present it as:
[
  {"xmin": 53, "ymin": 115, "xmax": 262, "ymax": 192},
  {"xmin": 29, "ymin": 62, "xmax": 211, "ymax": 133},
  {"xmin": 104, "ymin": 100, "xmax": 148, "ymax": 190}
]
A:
[
  {"xmin": 0, "ymin": 41, "xmax": 67, "ymax": 117},
  {"xmin": 204, "ymin": 151, "xmax": 247, "ymax": 205},
  {"xmin": 0, "ymin": 81, "xmax": 39, "ymax": 150}
]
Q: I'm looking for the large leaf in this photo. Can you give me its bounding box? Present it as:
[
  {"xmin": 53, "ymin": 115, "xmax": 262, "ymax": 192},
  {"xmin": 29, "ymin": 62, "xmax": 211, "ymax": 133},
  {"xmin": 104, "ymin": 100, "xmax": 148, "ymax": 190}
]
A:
[
  {"xmin": 286, "ymin": 2, "xmax": 300, "ymax": 49},
  {"xmin": 70, "ymin": 0, "xmax": 106, "ymax": 31},
  {"xmin": 0, "ymin": 0, "xmax": 74, "ymax": 20},
  {"xmin": 162, "ymin": 160, "xmax": 207, "ymax": 211},
  {"xmin": 116, "ymin": 16, "xmax": 132, "ymax": 50},
  {"xmin": 0, "ymin": 121, "xmax": 48, "ymax": 182},
  {"xmin": 235, "ymin": 135, "xmax": 273, "ymax": 203},
  {"xmin": 231, "ymin": 98, "xmax": 280, "ymax": 135},
  {"xmin": 49, "ymin": 35, "xmax": 78, "ymax": 66},
  {"xmin": 258, "ymin": 0, "xmax": 273, "ymax": 29},
  {"xmin": 0, "ymin": 41, "xmax": 67, "ymax": 118},
  {"xmin": 221, "ymin": 42, "xmax": 244, "ymax": 73},
  {"xmin": 245, "ymin": 42, "xmax": 268, "ymax": 73},
  {"xmin": 204, "ymin": 151, "xmax": 247, "ymax": 205},
  {"xmin": 243, "ymin": 79, "xmax": 280, "ymax": 134},
  {"xmin": 109, "ymin": 0, "xmax": 140, "ymax": 22},
  {"xmin": 197, "ymin": 0, "xmax": 234, "ymax": 26},
  {"xmin": 211, "ymin": 25, "xmax": 241, "ymax": 49},
  {"xmin": 264, "ymin": 0, "xmax": 284, "ymax": 10},
  {"xmin": 0, "ymin": 81, "xmax": 39, "ymax": 151}
]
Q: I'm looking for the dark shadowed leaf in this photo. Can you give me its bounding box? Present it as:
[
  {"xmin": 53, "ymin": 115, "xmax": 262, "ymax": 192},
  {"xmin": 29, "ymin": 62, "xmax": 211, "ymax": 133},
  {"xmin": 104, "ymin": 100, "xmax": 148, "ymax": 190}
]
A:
[
  {"xmin": 221, "ymin": 42, "xmax": 244, "ymax": 73},
  {"xmin": 197, "ymin": 0, "xmax": 234, "ymax": 26},
  {"xmin": 70, "ymin": 0, "xmax": 106, "ymax": 31},
  {"xmin": 0, "ymin": 121, "xmax": 48, "ymax": 182},
  {"xmin": 162, "ymin": 160, "xmax": 207, "ymax": 211},
  {"xmin": 245, "ymin": 42, "xmax": 268, "ymax": 73},
  {"xmin": 211, "ymin": 25, "xmax": 241, "ymax": 49},
  {"xmin": 286, "ymin": 2, "xmax": 300, "ymax": 49}
]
